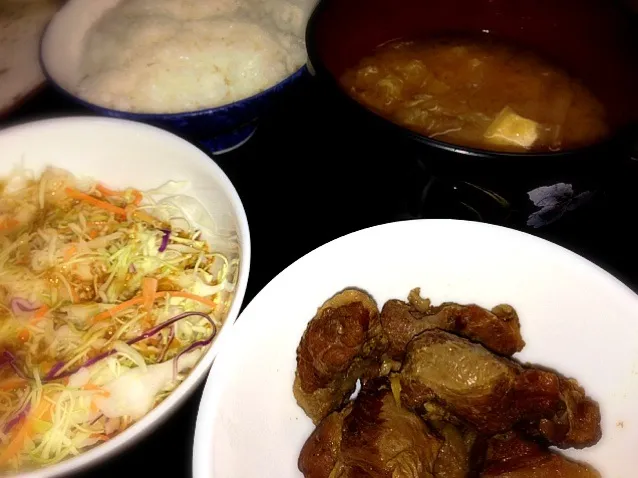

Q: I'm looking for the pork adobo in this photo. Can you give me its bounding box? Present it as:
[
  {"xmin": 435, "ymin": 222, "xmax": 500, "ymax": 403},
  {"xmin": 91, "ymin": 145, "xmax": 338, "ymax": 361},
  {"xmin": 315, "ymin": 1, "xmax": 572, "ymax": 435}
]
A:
[{"xmin": 295, "ymin": 288, "xmax": 602, "ymax": 477}]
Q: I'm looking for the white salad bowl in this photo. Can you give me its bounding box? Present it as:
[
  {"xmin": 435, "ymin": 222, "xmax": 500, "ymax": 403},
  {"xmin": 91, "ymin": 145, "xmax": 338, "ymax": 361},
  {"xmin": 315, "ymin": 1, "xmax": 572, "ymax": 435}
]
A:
[
  {"xmin": 0, "ymin": 117, "xmax": 250, "ymax": 477},
  {"xmin": 192, "ymin": 219, "xmax": 638, "ymax": 477}
]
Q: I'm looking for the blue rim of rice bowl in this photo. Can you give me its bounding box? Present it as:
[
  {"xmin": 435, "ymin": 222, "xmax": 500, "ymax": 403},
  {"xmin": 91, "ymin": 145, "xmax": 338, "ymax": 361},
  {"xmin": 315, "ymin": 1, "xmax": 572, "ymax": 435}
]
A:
[{"xmin": 39, "ymin": 27, "xmax": 308, "ymax": 120}]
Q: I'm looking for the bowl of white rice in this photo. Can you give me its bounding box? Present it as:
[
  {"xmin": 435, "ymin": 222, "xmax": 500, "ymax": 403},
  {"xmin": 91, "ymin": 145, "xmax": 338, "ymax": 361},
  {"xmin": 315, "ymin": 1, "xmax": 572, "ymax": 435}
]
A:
[{"xmin": 40, "ymin": 0, "xmax": 316, "ymax": 154}]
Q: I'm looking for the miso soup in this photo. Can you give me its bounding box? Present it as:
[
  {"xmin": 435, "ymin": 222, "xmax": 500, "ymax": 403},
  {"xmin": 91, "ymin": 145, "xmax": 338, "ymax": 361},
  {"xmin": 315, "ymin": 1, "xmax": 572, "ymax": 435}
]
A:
[{"xmin": 340, "ymin": 36, "xmax": 610, "ymax": 153}]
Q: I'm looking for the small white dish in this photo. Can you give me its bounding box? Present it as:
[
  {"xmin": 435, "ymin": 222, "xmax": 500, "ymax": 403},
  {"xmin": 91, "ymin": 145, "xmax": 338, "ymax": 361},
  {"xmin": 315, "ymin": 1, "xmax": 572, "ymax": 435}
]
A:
[
  {"xmin": 192, "ymin": 219, "xmax": 638, "ymax": 478},
  {"xmin": 0, "ymin": 116, "xmax": 251, "ymax": 478}
]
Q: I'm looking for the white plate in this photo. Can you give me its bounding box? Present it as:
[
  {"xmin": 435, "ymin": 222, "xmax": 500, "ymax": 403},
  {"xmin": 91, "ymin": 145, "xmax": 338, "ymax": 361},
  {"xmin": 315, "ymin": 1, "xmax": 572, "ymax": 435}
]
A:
[{"xmin": 193, "ymin": 219, "xmax": 638, "ymax": 478}]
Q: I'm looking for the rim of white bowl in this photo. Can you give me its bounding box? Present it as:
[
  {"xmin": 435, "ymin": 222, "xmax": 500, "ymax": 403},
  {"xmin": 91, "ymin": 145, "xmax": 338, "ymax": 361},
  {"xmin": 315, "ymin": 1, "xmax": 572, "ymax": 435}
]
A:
[
  {"xmin": 0, "ymin": 116, "xmax": 252, "ymax": 478},
  {"xmin": 191, "ymin": 218, "xmax": 637, "ymax": 478}
]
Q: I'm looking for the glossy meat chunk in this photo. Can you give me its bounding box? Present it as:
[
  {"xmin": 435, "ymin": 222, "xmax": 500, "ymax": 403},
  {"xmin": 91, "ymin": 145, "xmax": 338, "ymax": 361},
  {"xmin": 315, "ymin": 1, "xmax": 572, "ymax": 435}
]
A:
[
  {"xmin": 298, "ymin": 405, "xmax": 352, "ymax": 478},
  {"xmin": 380, "ymin": 288, "xmax": 524, "ymax": 359},
  {"xmin": 519, "ymin": 376, "xmax": 602, "ymax": 449},
  {"xmin": 431, "ymin": 422, "xmax": 476, "ymax": 478},
  {"xmin": 294, "ymin": 289, "xmax": 387, "ymax": 423},
  {"xmin": 341, "ymin": 379, "xmax": 442, "ymax": 477},
  {"xmin": 299, "ymin": 379, "xmax": 443, "ymax": 478},
  {"xmin": 299, "ymin": 384, "xmax": 485, "ymax": 478},
  {"xmin": 480, "ymin": 432, "xmax": 600, "ymax": 477},
  {"xmin": 398, "ymin": 330, "xmax": 601, "ymax": 447}
]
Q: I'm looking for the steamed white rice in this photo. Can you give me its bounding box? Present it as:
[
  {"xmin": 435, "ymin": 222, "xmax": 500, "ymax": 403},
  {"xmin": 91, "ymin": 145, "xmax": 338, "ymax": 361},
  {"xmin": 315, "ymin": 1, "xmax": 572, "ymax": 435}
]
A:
[{"xmin": 74, "ymin": 0, "xmax": 314, "ymax": 113}]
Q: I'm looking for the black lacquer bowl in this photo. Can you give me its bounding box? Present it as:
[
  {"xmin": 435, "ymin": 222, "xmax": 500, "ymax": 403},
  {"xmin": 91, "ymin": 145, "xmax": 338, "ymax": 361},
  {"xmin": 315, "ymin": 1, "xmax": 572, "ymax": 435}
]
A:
[{"xmin": 306, "ymin": 0, "xmax": 638, "ymax": 229}]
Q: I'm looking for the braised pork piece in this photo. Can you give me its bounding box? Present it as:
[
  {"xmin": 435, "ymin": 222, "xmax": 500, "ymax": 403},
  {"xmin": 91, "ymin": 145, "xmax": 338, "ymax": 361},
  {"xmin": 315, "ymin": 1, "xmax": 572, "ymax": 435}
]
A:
[
  {"xmin": 380, "ymin": 288, "xmax": 525, "ymax": 359},
  {"xmin": 293, "ymin": 289, "xmax": 387, "ymax": 423},
  {"xmin": 399, "ymin": 330, "xmax": 601, "ymax": 448},
  {"xmin": 295, "ymin": 288, "xmax": 602, "ymax": 477},
  {"xmin": 480, "ymin": 432, "xmax": 600, "ymax": 477},
  {"xmin": 300, "ymin": 379, "xmax": 444, "ymax": 478}
]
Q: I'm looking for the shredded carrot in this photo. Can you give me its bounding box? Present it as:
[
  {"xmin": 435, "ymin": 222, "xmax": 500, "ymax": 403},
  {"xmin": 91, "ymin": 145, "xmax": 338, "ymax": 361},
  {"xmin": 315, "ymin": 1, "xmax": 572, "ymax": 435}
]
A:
[
  {"xmin": 131, "ymin": 190, "xmax": 143, "ymax": 206},
  {"xmin": 91, "ymin": 434, "xmax": 110, "ymax": 442},
  {"xmin": 63, "ymin": 245, "xmax": 77, "ymax": 262},
  {"xmin": 0, "ymin": 377, "xmax": 27, "ymax": 391},
  {"xmin": 17, "ymin": 329, "xmax": 30, "ymax": 342},
  {"xmin": 96, "ymin": 184, "xmax": 118, "ymax": 197},
  {"xmin": 88, "ymin": 229, "xmax": 99, "ymax": 239},
  {"xmin": 39, "ymin": 360, "xmax": 54, "ymax": 374},
  {"xmin": 142, "ymin": 277, "xmax": 158, "ymax": 313},
  {"xmin": 97, "ymin": 184, "xmax": 143, "ymax": 208},
  {"xmin": 82, "ymin": 384, "xmax": 110, "ymax": 397},
  {"xmin": 0, "ymin": 418, "xmax": 33, "ymax": 465},
  {"xmin": 32, "ymin": 400, "xmax": 53, "ymax": 421},
  {"xmin": 0, "ymin": 218, "xmax": 19, "ymax": 231},
  {"xmin": 0, "ymin": 399, "xmax": 53, "ymax": 464},
  {"xmin": 167, "ymin": 291, "xmax": 217, "ymax": 309},
  {"xmin": 65, "ymin": 188, "xmax": 127, "ymax": 217},
  {"xmin": 90, "ymin": 401, "xmax": 99, "ymax": 414},
  {"xmin": 29, "ymin": 305, "xmax": 50, "ymax": 325},
  {"xmin": 93, "ymin": 297, "xmax": 145, "ymax": 323},
  {"xmin": 92, "ymin": 290, "xmax": 217, "ymax": 323},
  {"xmin": 34, "ymin": 305, "xmax": 49, "ymax": 318}
]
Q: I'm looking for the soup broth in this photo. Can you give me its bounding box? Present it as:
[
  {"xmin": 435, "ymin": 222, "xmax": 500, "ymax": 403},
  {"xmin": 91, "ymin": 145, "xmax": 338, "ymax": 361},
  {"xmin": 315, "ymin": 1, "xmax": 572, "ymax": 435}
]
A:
[{"xmin": 340, "ymin": 36, "xmax": 610, "ymax": 153}]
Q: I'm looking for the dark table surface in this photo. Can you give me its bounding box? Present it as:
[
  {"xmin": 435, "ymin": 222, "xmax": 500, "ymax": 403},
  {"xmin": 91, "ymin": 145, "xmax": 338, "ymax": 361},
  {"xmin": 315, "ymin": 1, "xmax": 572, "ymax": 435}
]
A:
[{"xmin": 3, "ymin": 74, "xmax": 638, "ymax": 477}]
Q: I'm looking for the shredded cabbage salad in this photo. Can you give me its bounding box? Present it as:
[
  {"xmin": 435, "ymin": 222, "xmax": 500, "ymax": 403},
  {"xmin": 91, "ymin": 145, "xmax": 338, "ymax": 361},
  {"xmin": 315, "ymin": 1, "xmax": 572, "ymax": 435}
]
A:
[{"xmin": 0, "ymin": 166, "xmax": 239, "ymax": 472}]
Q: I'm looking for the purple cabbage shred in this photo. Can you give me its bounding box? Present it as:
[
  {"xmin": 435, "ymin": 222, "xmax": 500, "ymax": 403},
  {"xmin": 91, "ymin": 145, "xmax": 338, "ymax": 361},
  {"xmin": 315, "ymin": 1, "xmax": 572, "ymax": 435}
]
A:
[
  {"xmin": 158, "ymin": 229, "xmax": 171, "ymax": 252},
  {"xmin": 44, "ymin": 311, "xmax": 216, "ymax": 382},
  {"xmin": 3, "ymin": 403, "xmax": 31, "ymax": 434}
]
